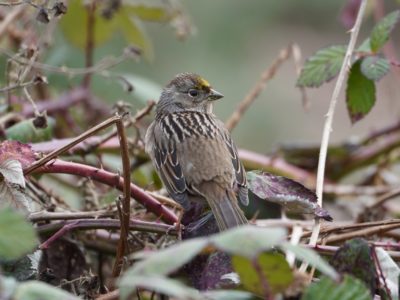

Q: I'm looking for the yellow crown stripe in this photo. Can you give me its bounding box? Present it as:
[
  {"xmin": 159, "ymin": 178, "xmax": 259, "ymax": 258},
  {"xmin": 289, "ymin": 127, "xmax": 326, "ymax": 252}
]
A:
[{"xmin": 198, "ymin": 77, "xmax": 210, "ymax": 88}]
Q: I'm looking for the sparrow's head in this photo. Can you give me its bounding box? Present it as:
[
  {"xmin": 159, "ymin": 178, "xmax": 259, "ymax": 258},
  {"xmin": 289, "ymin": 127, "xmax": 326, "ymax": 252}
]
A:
[{"xmin": 156, "ymin": 73, "xmax": 223, "ymax": 114}]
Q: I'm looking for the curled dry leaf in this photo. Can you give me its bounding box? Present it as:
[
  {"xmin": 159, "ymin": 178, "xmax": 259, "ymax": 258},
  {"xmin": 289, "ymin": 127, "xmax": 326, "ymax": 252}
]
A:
[
  {"xmin": 0, "ymin": 159, "xmax": 31, "ymax": 213},
  {"xmin": 247, "ymin": 171, "xmax": 332, "ymax": 221},
  {"xmin": 0, "ymin": 141, "xmax": 35, "ymax": 212},
  {"xmin": 0, "ymin": 141, "xmax": 36, "ymax": 168}
]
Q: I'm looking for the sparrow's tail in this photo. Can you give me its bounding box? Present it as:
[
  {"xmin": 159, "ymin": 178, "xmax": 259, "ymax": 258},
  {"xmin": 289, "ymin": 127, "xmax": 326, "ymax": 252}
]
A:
[{"xmin": 202, "ymin": 182, "xmax": 248, "ymax": 231}]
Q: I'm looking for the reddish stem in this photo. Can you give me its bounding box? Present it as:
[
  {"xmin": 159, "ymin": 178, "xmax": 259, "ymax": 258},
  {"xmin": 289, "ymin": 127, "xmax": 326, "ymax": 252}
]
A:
[{"xmin": 30, "ymin": 159, "xmax": 178, "ymax": 224}]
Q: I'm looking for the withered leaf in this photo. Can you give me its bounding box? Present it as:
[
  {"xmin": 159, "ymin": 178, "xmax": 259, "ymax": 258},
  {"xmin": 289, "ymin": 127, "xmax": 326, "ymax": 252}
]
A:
[{"xmin": 247, "ymin": 171, "xmax": 332, "ymax": 221}]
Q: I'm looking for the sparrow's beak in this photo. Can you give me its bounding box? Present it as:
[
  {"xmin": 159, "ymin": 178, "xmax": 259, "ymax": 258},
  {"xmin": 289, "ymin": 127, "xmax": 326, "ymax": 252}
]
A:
[{"xmin": 208, "ymin": 89, "xmax": 224, "ymax": 101}]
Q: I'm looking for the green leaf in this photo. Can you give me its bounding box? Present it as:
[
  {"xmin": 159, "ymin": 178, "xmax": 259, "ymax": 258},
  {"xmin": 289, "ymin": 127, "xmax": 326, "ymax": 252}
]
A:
[
  {"xmin": 60, "ymin": 1, "xmax": 161, "ymax": 59},
  {"xmin": 297, "ymin": 45, "xmax": 346, "ymax": 88},
  {"xmin": 14, "ymin": 281, "xmax": 80, "ymax": 300},
  {"xmin": 126, "ymin": 238, "xmax": 207, "ymax": 276},
  {"xmin": 59, "ymin": 0, "xmax": 116, "ymax": 48},
  {"xmin": 346, "ymin": 60, "xmax": 376, "ymax": 124},
  {"xmin": 211, "ymin": 226, "xmax": 286, "ymax": 259},
  {"xmin": 360, "ymin": 56, "xmax": 390, "ymax": 81},
  {"xmin": 5, "ymin": 118, "xmax": 54, "ymax": 143},
  {"xmin": 202, "ymin": 290, "xmax": 254, "ymax": 300},
  {"xmin": 330, "ymin": 238, "xmax": 376, "ymax": 294},
  {"xmin": 232, "ymin": 253, "xmax": 293, "ymax": 296},
  {"xmin": 125, "ymin": 5, "xmax": 171, "ymax": 22},
  {"xmin": 357, "ymin": 38, "xmax": 371, "ymax": 52},
  {"xmin": 0, "ymin": 208, "xmax": 37, "ymax": 260},
  {"xmin": 301, "ymin": 275, "xmax": 372, "ymax": 300},
  {"xmin": 370, "ymin": 10, "xmax": 400, "ymax": 53},
  {"xmin": 117, "ymin": 11, "xmax": 154, "ymax": 60},
  {"xmin": 119, "ymin": 275, "xmax": 201, "ymax": 300},
  {"xmin": 282, "ymin": 243, "xmax": 338, "ymax": 280}
]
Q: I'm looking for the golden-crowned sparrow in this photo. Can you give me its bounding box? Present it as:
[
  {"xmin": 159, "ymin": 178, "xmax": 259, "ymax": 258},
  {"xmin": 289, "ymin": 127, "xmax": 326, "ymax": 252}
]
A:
[{"xmin": 145, "ymin": 73, "xmax": 248, "ymax": 231}]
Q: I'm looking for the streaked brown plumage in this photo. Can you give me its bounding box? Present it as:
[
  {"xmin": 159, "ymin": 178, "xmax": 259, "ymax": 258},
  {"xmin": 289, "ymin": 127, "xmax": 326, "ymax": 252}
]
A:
[{"xmin": 145, "ymin": 73, "xmax": 248, "ymax": 231}]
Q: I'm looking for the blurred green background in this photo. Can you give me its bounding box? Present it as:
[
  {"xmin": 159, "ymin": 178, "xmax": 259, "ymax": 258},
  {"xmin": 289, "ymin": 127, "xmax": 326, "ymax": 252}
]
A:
[{"xmin": 45, "ymin": 0, "xmax": 400, "ymax": 153}]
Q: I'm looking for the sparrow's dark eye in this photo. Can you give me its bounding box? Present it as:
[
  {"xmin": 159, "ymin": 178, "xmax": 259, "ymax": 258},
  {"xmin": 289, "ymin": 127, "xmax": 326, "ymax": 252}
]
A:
[{"xmin": 188, "ymin": 89, "xmax": 198, "ymax": 97}]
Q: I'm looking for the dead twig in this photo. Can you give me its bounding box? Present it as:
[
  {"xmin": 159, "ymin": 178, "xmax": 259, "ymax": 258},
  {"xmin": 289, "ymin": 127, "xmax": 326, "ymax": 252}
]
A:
[
  {"xmin": 19, "ymin": 88, "xmax": 111, "ymax": 119},
  {"xmin": 37, "ymin": 218, "xmax": 177, "ymax": 249},
  {"xmin": 0, "ymin": 47, "xmax": 135, "ymax": 77},
  {"xmin": 96, "ymin": 290, "xmax": 119, "ymax": 300},
  {"xmin": 0, "ymin": 78, "xmax": 39, "ymax": 93},
  {"xmin": 225, "ymin": 44, "xmax": 294, "ymax": 131},
  {"xmin": 0, "ymin": 1, "xmax": 23, "ymax": 6},
  {"xmin": 112, "ymin": 115, "xmax": 131, "ymax": 277},
  {"xmin": 307, "ymin": 244, "xmax": 400, "ymax": 262},
  {"xmin": 24, "ymin": 114, "xmax": 122, "ymax": 175},
  {"xmin": 84, "ymin": 100, "xmax": 155, "ymax": 153},
  {"xmin": 0, "ymin": 6, "xmax": 23, "ymax": 38},
  {"xmin": 301, "ymin": 219, "xmax": 400, "ymax": 239},
  {"xmin": 357, "ymin": 186, "xmax": 400, "ymax": 222},
  {"xmin": 29, "ymin": 210, "xmax": 116, "ymax": 222},
  {"xmin": 323, "ymin": 223, "xmax": 400, "ymax": 244}
]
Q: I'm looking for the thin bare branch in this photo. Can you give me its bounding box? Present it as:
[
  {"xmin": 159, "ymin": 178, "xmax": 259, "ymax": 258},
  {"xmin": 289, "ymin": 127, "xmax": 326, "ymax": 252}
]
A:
[
  {"xmin": 225, "ymin": 44, "xmax": 293, "ymax": 131},
  {"xmin": 0, "ymin": 48, "xmax": 134, "ymax": 76},
  {"xmin": 24, "ymin": 114, "xmax": 122, "ymax": 175},
  {"xmin": 0, "ymin": 6, "xmax": 23, "ymax": 38},
  {"xmin": 29, "ymin": 210, "xmax": 116, "ymax": 222},
  {"xmin": 37, "ymin": 218, "xmax": 177, "ymax": 249},
  {"xmin": 0, "ymin": 79, "xmax": 37, "ymax": 93},
  {"xmin": 301, "ymin": 0, "xmax": 368, "ymax": 273},
  {"xmin": 324, "ymin": 223, "xmax": 400, "ymax": 244},
  {"xmin": 112, "ymin": 115, "xmax": 132, "ymax": 277}
]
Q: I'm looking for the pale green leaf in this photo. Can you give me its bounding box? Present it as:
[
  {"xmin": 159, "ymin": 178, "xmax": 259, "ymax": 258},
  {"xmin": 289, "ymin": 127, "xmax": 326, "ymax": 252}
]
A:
[
  {"xmin": 375, "ymin": 248, "xmax": 399, "ymax": 299},
  {"xmin": 0, "ymin": 208, "xmax": 37, "ymax": 260},
  {"xmin": 202, "ymin": 290, "xmax": 254, "ymax": 300},
  {"xmin": 282, "ymin": 243, "xmax": 339, "ymax": 280},
  {"xmin": 0, "ymin": 276, "xmax": 18, "ymax": 299},
  {"xmin": 14, "ymin": 281, "xmax": 80, "ymax": 300},
  {"xmin": 126, "ymin": 238, "xmax": 207, "ymax": 276},
  {"xmin": 211, "ymin": 225, "xmax": 286, "ymax": 258},
  {"xmin": 297, "ymin": 45, "xmax": 346, "ymax": 87},
  {"xmin": 346, "ymin": 60, "xmax": 376, "ymax": 124},
  {"xmin": 357, "ymin": 38, "xmax": 371, "ymax": 52},
  {"xmin": 119, "ymin": 275, "xmax": 201, "ymax": 300},
  {"xmin": 360, "ymin": 56, "xmax": 390, "ymax": 81},
  {"xmin": 370, "ymin": 10, "xmax": 400, "ymax": 53},
  {"xmin": 301, "ymin": 275, "xmax": 372, "ymax": 300},
  {"xmin": 5, "ymin": 118, "xmax": 54, "ymax": 143}
]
